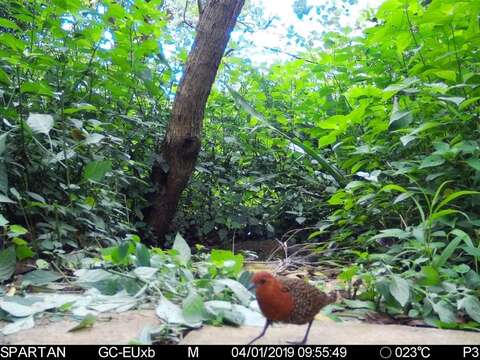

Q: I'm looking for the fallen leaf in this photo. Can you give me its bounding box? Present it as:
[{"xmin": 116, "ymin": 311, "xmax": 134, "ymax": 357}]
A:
[{"xmin": 68, "ymin": 313, "xmax": 96, "ymax": 332}]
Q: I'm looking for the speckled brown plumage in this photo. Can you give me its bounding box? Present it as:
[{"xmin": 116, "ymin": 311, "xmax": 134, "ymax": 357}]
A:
[
  {"xmin": 277, "ymin": 276, "xmax": 333, "ymax": 324},
  {"xmin": 248, "ymin": 271, "xmax": 336, "ymax": 344}
]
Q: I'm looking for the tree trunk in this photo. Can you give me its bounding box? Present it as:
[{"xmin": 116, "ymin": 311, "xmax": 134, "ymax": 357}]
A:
[{"xmin": 147, "ymin": 0, "xmax": 245, "ymax": 246}]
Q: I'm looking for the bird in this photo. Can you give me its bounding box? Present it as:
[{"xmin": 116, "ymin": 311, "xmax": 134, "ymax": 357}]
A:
[{"xmin": 247, "ymin": 271, "xmax": 336, "ymax": 345}]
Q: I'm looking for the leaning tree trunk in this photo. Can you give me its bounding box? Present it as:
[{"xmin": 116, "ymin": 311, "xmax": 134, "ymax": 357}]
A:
[{"xmin": 147, "ymin": 0, "xmax": 245, "ymax": 246}]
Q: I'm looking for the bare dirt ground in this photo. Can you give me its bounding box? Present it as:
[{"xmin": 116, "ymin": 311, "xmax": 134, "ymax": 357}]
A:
[{"xmin": 3, "ymin": 309, "xmax": 480, "ymax": 345}]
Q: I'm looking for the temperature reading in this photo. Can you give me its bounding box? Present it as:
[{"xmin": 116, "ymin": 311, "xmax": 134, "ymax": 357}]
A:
[{"xmin": 393, "ymin": 346, "xmax": 431, "ymax": 358}]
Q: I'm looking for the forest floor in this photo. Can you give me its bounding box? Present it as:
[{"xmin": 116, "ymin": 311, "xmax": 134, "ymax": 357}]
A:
[
  {"xmin": 182, "ymin": 322, "xmax": 480, "ymax": 345},
  {"xmin": 3, "ymin": 309, "xmax": 480, "ymax": 345},
  {"xmin": 2, "ymin": 245, "xmax": 480, "ymax": 345}
]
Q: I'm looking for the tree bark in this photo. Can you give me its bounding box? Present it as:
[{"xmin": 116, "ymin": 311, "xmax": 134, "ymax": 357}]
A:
[{"xmin": 147, "ymin": 0, "xmax": 245, "ymax": 246}]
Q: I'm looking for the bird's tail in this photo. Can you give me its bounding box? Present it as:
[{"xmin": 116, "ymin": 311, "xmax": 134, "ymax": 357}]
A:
[{"xmin": 325, "ymin": 290, "xmax": 339, "ymax": 304}]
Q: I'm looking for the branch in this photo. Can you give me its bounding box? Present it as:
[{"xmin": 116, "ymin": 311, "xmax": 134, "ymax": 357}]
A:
[{"xmin": 182, "ymin": 0, "xmax": 194, "ymax": 29}]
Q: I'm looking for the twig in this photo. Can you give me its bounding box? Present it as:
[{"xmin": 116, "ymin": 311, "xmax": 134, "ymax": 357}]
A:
[
  {"xmin": 261, "ymin": 46, "xmax": 319, "ymax": 64},
  {"xmin": 182, "ymin": 0, "xmax": 194, "ymax": 29},
  {"xmin": 51, "ymin": 261, "xmax": 76, "ymax": 287},
  {"xmin": 197, "ymin": 0, "xmax": 203, "ymax": 15}
]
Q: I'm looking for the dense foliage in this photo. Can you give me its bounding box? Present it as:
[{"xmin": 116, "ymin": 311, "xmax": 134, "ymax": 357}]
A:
[{"xmin": 1, "ymin": 0, "xmax": 480, "ymax": 330}]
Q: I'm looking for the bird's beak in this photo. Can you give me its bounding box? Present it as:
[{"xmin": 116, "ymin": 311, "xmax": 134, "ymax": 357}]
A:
[{"xmin": 247, "ymin": 283, "xmax": 256, "ymax": 291}]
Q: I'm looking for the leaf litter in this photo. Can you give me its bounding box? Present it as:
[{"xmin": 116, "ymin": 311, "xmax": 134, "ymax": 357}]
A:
[{"xmin": 0, "ymin": 234, "xmax": 263, "ymax": 343}]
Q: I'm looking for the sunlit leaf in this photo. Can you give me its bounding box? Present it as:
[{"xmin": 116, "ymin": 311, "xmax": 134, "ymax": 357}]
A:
[
  {"xmin": 82, "ymin": 160, "xmax": 112, "ymax": 182},
  {"xmin": 172, "ymin": 233, "xmax": 191, "ymax": 265},
  {"xmin": 27, "ymin": 114, "xmax": 54, "ymax": 135},
  {"xmin": 68, "ymin": 314, "xmax": 96, "ymax": 332},
  {"xmin": 458, "ymin": 296, "xmax": 480, "ymax": 323},
  {"xmin": 389, "ymin": 275, "xmax": 410, "ymax": 307},
  {"xmin": 0, "ymin": 247, "xmax": 16, "ymax": 282}
]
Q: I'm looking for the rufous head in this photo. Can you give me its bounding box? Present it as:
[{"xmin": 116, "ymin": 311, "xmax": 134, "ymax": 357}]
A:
[
  {"xmin": 248, "ymin": 271, "xmax": 295, "ymax": 322},
  {"xmin": 250, "ymin": 271, "xmax": 276, "ymax": 289}
]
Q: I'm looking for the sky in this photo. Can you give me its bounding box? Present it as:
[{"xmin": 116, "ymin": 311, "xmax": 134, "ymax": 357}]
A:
[
  {"xmin": 68, "ymin": 0, "xmax": 385, "ymax": 65},
  {"xmin": 236, "ymin": 0, "xmax": 384, "ymax": 64}
]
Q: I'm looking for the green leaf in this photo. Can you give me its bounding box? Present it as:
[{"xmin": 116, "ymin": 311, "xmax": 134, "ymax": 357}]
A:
[
  {"xmin": 26, "ymin": 113, "xmax": 54, "ymax": 135},
  {"xmin": 214, "ymin": 279, "xmax": 253, "ymax": 306},
  {"xmin": 27, "ymin": 192, "xmax": 46, "ymax": 203},
  {"xmin": 132, "ymin": 267, "xmax": 157, "ymax": 282},
  {"xmin": 227, "ymin": 85, "xmax": 346, "ymax": 186},
  {"xmin": 383, "ymin": 77, "xmax": 419, "ymax": 93},
  {"xmin": 20, "ymin": 82, "xmax": 53, "ymax": 97},
  {"xmin": 172, "ymin": 233, "xmax": 191, "ymax": 265},
  {"xmin": 182, "ymin": 291, "xmax": 208, "ymax": 324},
  {"xmin": 0, "ymin": 69, "xmax": 11, "ymax": 85},
  {"xmin": 205, "ymin": 300, "xmax": 263, "ymax": 326},
  {"xmin": 419, "ymin": 155, "xmax": 445, "ymax": 169},
  {"xmin": 419, "ymin": 266, "xmax": 440, "ymax": 286},
  {"xmin": 342, "ymin": 299, "xmax": 376, "ymax": 310},
  {"xmin": 434, "ymin": 70, "xmax": 456, "ymax": 82},
  {"xmin": 450, "ymin": 229, "xmax": 474, "ymax": 247},
  {"xmin": 110, "ymin": 242, "xmax": 131, "ymax": 264},
  {"xmin": 438, "ymin": 96, "xmax": 465, "ymax": 106},
  {"xmin": 371, "ymin": 228, "xmax": 410, "ymax": 241},
  {"xmin": 0, "ymin": 18, "xmax": 20, "ymax": 30},
  {"xmin": 2, "ymin": 316, "xmax": 34, "ymax": 335},
  {"xmin": 463, "ymin": 246, "xmax": 480, "ymax": 258},
  {"xmin": 393, "ymin": 192, "xmax": 414, "ymax": 204},
  {"xmin": 12, "ymin": 237, "xmax": 27, "ymax": 245},
  {"xmin": 156, "ymin": 296, "xmax": 202, "ymax": 328},
  {"xmin": 0, "ymin": 132, "xmax": 7, "ymax": 156},
  {"xmin": 465, "ymin": 270, "xmax": 480, "ymax": 291},
  {"xmin": 0, "ymin": 214, "xmax": 8, "ymax": 227},
  {"xmin": 459, "ymin": 96, "xmax": 480, "ymax": 110},
  {"xmin": 338, "ymin": 265, "xmax": 358, "ymax": 282},
  {"xmin": 430, "ymin": 209, "xmax": 467, "ymax": 221},
  {"xmin": 389, "ymin": 275, "xmax": 410, "ymax": 307},
  {"xmin": 328, "ymin": 191, "xmax": 346, "ymax": 205},
  {"xmin": 84, "ymin": 133, "xmax": 105, "ymax": 145},
  {"xmin": 0, "ymin": 162, "xmax": 9, "ymax": 194},
  {"xmin": 8, "ymin": 224, "xmax": 28, "ymax": 236},
  {"xmin": 381, "ymin": 184, "xmax": 407, "ymax": 193},
  {"xmin": 0, "ymin": 301, "xmax": 35, "ymax": 317},
  {"xmin": 63, "ymin": 103, "xmax": 97, "ymax": 114},
  {"xmin": 10, "ymin": 188, "xmax": 21, "ymax": 201},
  {"xmin": 68, "ymin": 314, "xmax": 97, "ymax": 332},
  {"xmin": 0, "ymin": 33, "xmax": 26, "ymax": 51},
  {"xmin": 15, "ymin": 245, "xmax": 35, "ymax": 260},
  {"xmin": 135, "ymin": 243, "xmax": 151, "ymax": 267},
  {"xmin": 433, "ymin": 233, "xmax": 466, "ymax": 268},
  {"xmin": 22, "ymin": 270, "xmax": 62, "ymax": 286},
  {"xmin": 296, "ymin": 216, "xmax": 306, "ymax": 224},
  {"xmin": 389, "ymin": 105, "xmax": 412, "ymax": 130},
  {"xmin": 466, "ymin": 159, "xmax": 480, "ymax": 172},
  {"xmin": 453, "ymin": 264, "xmax": 470, "ymax": 274},
  {"xmin": 35, "ymin": 259, "xmax": 49, "ymax": 270},
  {"xmin": 318, "ymin": 132, "xmax": 337, "ymax": 148},
  {"xmin": 458, "ymin": 296, "xmax": 480, "ymax": 323},
  {"xmin": 0, "ymin": 247, "xmax": 16, "ymax": 282},
  {"xmin": 82, "ymin": 160, "xmax": 112, "ymax": 182},
  {"xmin": 435, "ymin": 190, "xmax": 479, "ymax": 212},
  {"xmin": 210, "ymin": 250, "xmax": 244, "ymax": 276},
  {"xmin": 217, "ymin": 308, "xmax": 245, "ymax": 326},
  {"xmin": 0, "ymin": 194, "xmax": 16, "ymax": 204},
  {"xmin": 431, "ymin": 300, "xmax": 456, "ymax": 323}
]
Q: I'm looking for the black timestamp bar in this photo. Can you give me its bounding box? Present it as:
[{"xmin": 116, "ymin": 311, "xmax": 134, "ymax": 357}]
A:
[
  {"xmin": 231, "ymin": 346, "xmax": 348, "ymax": 358},
  {"xmin": 463, "ymin": 347, "xmax": 479, "ymax": 359},
  {"xmin": 0, "ymin": 345, "xmax": 478, "ymax": 360}
]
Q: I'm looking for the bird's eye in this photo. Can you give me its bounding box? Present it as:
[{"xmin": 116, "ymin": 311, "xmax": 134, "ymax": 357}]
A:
[{"xmin": 260, "ymin": 279, "xmax": 267, "ymax": 284}]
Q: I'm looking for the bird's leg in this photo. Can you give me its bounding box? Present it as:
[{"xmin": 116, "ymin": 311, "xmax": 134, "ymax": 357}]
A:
[
  {"xmin": 287, "ymin": 320, "xmax": 313, "ymax": 345},
  {"xmin": 247, "ymin": 320, "xmax": 272, "ymax": 345}
]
